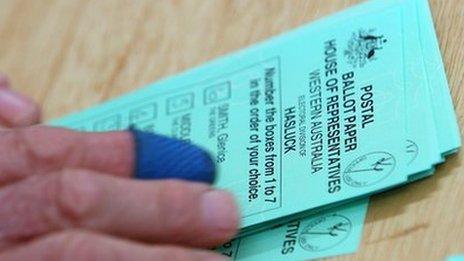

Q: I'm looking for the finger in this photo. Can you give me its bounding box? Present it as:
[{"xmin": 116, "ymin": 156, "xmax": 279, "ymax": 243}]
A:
[
  {"xmin": 0, "ymin": 170, "xmax": 239, "ymax": 249},
  {"xmin": 0, "ymin": 126, "xmax": 134, "ymax": 185},
  {"xmin": 0, "ymin": 78, "xmax": 41, "ymax": 128},
  {"xmin": 0, "ymin": 126, "xmax": 216, "ymax": 185},
  {"xmin": 0, "ymin": 230, "xmax": 226, "ymax": 261},
  {"xmin": 0, "ymin": 76, "xmax": 12, "ymax": 130}
]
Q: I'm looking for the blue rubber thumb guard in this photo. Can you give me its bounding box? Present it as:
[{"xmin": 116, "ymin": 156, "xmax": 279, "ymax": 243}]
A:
[{"xmin": 130, "ymin": 128, "xmax": 216, "ymax": 184}]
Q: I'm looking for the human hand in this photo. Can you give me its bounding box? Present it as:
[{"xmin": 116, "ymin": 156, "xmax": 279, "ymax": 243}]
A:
[{"xmin": 0, "ymin": 76, "xmax": 238, "ymax": 260}]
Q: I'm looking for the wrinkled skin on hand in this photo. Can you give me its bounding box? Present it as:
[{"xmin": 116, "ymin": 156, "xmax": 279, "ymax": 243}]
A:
[{"xmin": 0, "ymin": 75, "xmax": 238, "ymax": 261}]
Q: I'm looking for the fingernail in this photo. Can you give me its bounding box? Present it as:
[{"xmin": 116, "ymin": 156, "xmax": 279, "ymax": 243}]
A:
[
  {"xmin": 130, "ymin": 128, "xmax": 216, "ymax": 184},
  {"xmin": 0, "ymin": 88, "xmax": 40, "ymax": 126},
  {"xmin": 201, "ymin": 190, "xmax": 239, "ymax": 234}
]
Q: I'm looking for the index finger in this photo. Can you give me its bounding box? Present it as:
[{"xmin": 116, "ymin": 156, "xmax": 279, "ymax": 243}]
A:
[{"xmin": 0, "ymin": 126, "xmax": 215, "ymax": 185}]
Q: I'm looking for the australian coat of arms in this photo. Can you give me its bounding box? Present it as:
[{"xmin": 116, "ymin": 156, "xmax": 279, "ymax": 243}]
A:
[{"xmin": 344, "ymin": 29, "xmax": 388, "ymax": 68}]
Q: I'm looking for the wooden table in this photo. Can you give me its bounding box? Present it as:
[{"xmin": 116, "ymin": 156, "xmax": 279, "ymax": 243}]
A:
[{"xmin": 0, "ymin": 0, "xmax": 463, "ymax": 260}]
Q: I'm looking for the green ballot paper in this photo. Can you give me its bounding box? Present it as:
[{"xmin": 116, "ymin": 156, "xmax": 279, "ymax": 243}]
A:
[
  {"xmin": 55, "ymin": 0, "xmax": 409, "ymax": 232},
  {"xmin": 447, "ymin": 256, "xmax": 464, "ymax": 261},
  {"xmin": 216, "ymin": 199, "xmax": 369, "ymax": 260},
  {"xmin": 51, "ymin": 0, "xmax": 460, "ymax": 259}
]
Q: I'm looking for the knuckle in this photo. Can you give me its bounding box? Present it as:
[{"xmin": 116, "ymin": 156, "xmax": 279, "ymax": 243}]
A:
[
  {"xmin": 17, "ymin": 127, "xmax": 54, "ymax": 163},
  {"xmin": 0, "ymin": 127, "xmax": 78, "ymax": 184},
  {"xmin": 55, "ymin": 170, "xmax": 101, "ymax": 225},
  {"xmin": 20, "ymin": 127, "xmax": 79, "ymax": 171},
  {"xmin": 0, "ymin": 129, "xmax": 38, "ymax": 183}
]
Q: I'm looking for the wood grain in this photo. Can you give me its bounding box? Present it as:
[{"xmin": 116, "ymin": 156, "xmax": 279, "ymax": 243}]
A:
[{"xmin": 0, "ymin": 0, "xmax": 463, "ymax": 260}]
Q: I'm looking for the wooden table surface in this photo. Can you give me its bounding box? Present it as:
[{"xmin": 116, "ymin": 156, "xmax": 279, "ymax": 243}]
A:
[{"xmin": 0, "ymin": 0, "xmax": 463, "ymax": 260}]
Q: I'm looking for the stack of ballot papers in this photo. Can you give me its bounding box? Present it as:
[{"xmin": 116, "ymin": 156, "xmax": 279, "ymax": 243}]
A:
[{"xmin": 52, "ymin": 0, "xmax": 460, "ymax": 259}]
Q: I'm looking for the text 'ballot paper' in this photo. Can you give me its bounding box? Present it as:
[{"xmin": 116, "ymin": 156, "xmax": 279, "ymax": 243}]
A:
[
  {"xmin": 55, "ymin": 0, "xmax": 407, "ymax": 231},
  {"xmin": 51, "ymin": 0, "xmax": 460, "ymax": 259}
]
